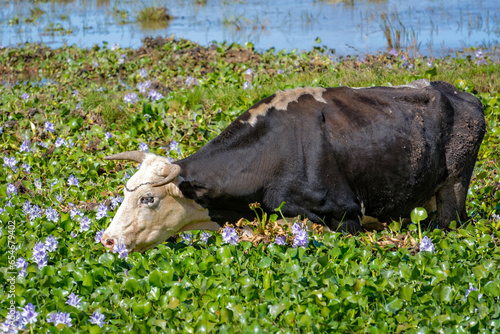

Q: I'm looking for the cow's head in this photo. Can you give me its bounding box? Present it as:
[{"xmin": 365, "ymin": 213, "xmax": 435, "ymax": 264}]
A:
[{"xmin": 101, "ymin": 151, "xmax": 218, "ymax": 253}]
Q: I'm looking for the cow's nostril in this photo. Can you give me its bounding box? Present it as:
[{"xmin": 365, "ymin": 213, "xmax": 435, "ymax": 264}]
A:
[{"xmin": 106, "ymin": 239, "xmax": 114, "ymax": 246}]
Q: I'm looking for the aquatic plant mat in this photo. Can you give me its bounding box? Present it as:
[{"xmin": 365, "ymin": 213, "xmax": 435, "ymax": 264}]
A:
[{"xmin": 1, "ymin": 38, "xmax": 500, "ymax": 332}]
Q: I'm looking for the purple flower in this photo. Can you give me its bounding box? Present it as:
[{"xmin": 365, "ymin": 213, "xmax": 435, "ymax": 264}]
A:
[
  {"xmin": 34, "ymin": 178, "xmax": 42, "ymax": 189},
  {"xmin": 136, "ymin": 80, "xmax": 151, "ymax": 93},
  {"xmin": 292, "ymin": 222, "xmax": 308, "ymax": 248},
  {"xmin": 118, "ymin": 54, "xmax": 126, "ymax": 64},
  {"xmin": 222, "ymin": 226, "xmax": 238, "ymax": 245},
  {"xmin": 419, "ymin": 236, "xmax": 435, "ymax": 253},
  {"xmin": 21, "ymin": 92, "xmax": 29, "ymax": 100},
  {"xmin": 291, "ymin": 222, "xmax": 302, "ymax": 234},
  {"xmin": 274, "ymin": 235, "xmax": 287, "ymax": 245},
  {"xmin": 277, "ymin": 69, "xmax": 285, "ymax": 74},
  {"xmin": 96, "ymin": 204, "xmax": 108, "ymax": 220},
  {"xmin": 95, "ymin": 229, "xmax": 105, "ymax": 243},
  {"xmin": 426, "ymin": 60, "xmax": 433, "ymax": 67},
  {"xmin": 3, "ymin": 156, "xmax": 17, "ymax": 171},
  {"xmin": 68, "ymin": 174, "xmax": 79, "ymax": 187},
  {"xmin": 45, "ymin": 208, "xmax": 59, "ymax": 223},
  {"xmin": 45, "ymin": 235, "xmax": 58, "ymax": 252},
  {"xmin": 110, "ymin": 196, "xmax": 123, "ymax": 210},
  {"xmin": 80, "ymin": 216, "xmax": 91, "ymax": 231},
  {"xmin": 2, "ymin": 311, "xmax": 23, "ymax": 332},
  {"xmin": 32, "ymin": 242, "xmax": 47, "ymax": 270},
  {"xmin": 47, "ymin": 312, "xmax": 72, "ymax": 327},
  {"xmin": 6, "ymin": 183, "xmax": 17, "ymax": 197},
  {"xmin": 70, "ymin": 207, "xmax": 84, "ymax": 220},
  {"xmin": 113, "ymin": 242, "xmax": 128, "ymax": 260},
  {"xmin": 124, "ymin": 92, "xmax": 139, "ymax": 104},
  {"xmin": 185, "ymin": 76, "xmax": 198, "ymax": 86},
  {"xmin": 111, "ymin": 42, "xmax": 119, "ymax": 51},
  {"xmin": 22, "ymin": 163, "xmax": 31, "ymax": 173},
  {"xmin": 138, "ymin": 142, "xmax": 148, "ymax": 152},
  {"xmin": 148, "ymin": 89, "xmax": 164, "ymax": 102},
  {"xmin": 55, "ymin": 137, "xmax": 66, "ymax": 148},
  {"xmin": 45, "ymin": 121, "xmax": 55, "ymax": 133},
  {"xmin": 200, "ymin": 231, "xmax": 211, "ymax": 243},
  {"xmin": 465, "ymin": 283, "xmax": 483, "ymax": 300},
  {"xmin": 244, "ymin": 68, "xmax": 254, "ymax": 76},
  {"xmin": 0, "ymin": 126, "xmax": 3, "ymax": 134},
  {"xmin": 139, "ymin": 68, "xmax": 148, "ymax": 78},
  {"xmin": 93, "ymin": 61, "xmax": 99, "ymax": 68},
  {"xmin": 21, "ymin": 303, "xmax": 38, "ymax": 325},
  {"xmin": 67, "ymin": 138, "xmax": 74, "ymax": 148},
  {"xmin": 89, "ymin": 311, "xmax": 105, "ymax": 328},
  {"xmin": 475, "ymin": 50, "xmax": 486, "ymax": 65},
  {"xmin": 71, "ymin": 231, "xmax": 78, "ymax": 238},
  {"xmin": 26, "ymin": 203, "xmax": 43, "ymax": 221},
  {"xmin": 182, "ymin": 233, "xmax": 193, "ymax": 245},
  {"xmin": 293, "ymin": 230, "xmax": 308, "ymax": 248},
  {"xmin": 0, "ymin": 207, "xmax": 5, "ymax": 215},
  {"xmin": 243, "ymin": 81, "xmax": 253, "ymax": 90},
  {"xmin": 66, "ymin": 292, "xmax": 81, "ymax": 307},
  {"xmin": 38, "ymin": 141, "xmax": 48, "ymax": 148},
  {"xmin": 22, "ymin": 200, "xmax": 31, "ymax": 215},
  {"xmin": 123, "ymin": 172, "xmax": 130, "ymax": 180},
  {"xmin": 17, "ymin": 257, "xmax": 27, "ymax": 277},
  {"xmin": 20, "ymin": 139, "xmax": 30, "ymax": 152},
  {"xmin": 389, "ymin": 48, "xmax": 398, "ymax": 56},
  {"xmin": 169, "ymin": 141, "xmax": 181, "ymax": 155},
  {"xmin": 105, "ymin": 132, "xmax": 113, "ymax": 140},
  {"xmin": 73, "ymin": 89, "xmax": 78, "ymax": 97}
]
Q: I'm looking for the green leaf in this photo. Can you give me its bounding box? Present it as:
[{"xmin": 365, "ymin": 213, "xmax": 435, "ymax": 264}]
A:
[
  {"xmin": 124, "ymin": 278, "xmax": 141, "ymax": 294},
  {"xmin": 472, "ymin": 264, "xmax": 489, "ymax": 279},
  {"xmin": 484, "ymin": 280, "xmax": 500, "ymax": 297},
  {"xmin": 269, "ymin": 303, "xmax": 287, "ymax": 319},
  {"xmin": 148, "ymin": 270, "xmax": 162, "ymax": 287},
  {"xmin": 424, "ymin": 67, "xmax": 437, "ymax": 79},
  {"xmin": 256, "ymin": 257, "xmax": 272, "ymax": 269},
  {"xmin": 432, "ymin": 285, "xmax": 454, "ymax": 304},
  {"xmin": 411, "ymin": 207, "xmax": 428, "ymax": 224},
  {"xmin": 132, "ymin": 300, "xmax": 152, "ymax": 316},
  {"xmin": 399, "ymin": 284, "xmax": 414, "ymax": 301}
]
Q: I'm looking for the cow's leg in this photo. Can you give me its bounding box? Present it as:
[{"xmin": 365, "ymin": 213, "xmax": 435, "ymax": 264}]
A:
[{"xmin": 435, "ymin": 175, "xmax": 470, "ymax": 229}]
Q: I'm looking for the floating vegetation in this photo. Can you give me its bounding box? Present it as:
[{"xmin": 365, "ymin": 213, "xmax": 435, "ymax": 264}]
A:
[{"xmin": 137, "ymin": 6, "xmax": 172, "ymax": 29}]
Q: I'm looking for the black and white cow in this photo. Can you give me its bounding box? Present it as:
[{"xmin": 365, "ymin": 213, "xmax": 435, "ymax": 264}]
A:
[{"xmin": 101, "ymin": 79, "xmax": 485, "ymax": 253}]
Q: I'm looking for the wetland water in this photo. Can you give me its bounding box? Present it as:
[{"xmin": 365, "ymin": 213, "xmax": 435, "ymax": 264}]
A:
[{"xmin": 0, "ymin": 0, "xmax": 499, "ymax": 55}]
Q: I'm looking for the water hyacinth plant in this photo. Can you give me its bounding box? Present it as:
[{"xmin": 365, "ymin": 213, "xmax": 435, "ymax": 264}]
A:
[
  {"xmin": 222, "ymin": 226, "xmax": 239, "ymax": 245},
  {"xmin": 1, "ymin": 36, "xmax": 500, "ymax": 333}
]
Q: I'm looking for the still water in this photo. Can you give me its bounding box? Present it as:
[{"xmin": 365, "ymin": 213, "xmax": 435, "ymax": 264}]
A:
[{"xmin": 0, "ymin": 0, "xmax": 499, "ymax": 55}]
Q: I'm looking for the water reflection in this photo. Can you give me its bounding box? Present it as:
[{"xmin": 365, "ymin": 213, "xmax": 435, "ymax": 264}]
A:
[{"xmin": 0, "ymin": 0, "xmax": 499, "ymax": 55}]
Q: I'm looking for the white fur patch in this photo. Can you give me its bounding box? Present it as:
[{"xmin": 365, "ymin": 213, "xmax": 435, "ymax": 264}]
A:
[{"xmin": 243, "ymin": 87, "xmax": 328, "ymax": 126}]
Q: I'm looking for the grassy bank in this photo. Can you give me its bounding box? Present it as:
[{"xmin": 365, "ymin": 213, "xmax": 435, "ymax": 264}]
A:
[{"xmin": 1, "ymin": 38, "xmax": 500, "ymax": 332}]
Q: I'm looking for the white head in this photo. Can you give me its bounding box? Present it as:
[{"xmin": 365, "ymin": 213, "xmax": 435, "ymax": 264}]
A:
[{"xmin": 101, "ymin": 151, "xmax": 218, "ymax": 253}]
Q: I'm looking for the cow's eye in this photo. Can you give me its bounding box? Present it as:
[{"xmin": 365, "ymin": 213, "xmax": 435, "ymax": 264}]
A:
[{"xmin": 140, "ymin": 196, "xmax": 155, "ymax": 205}]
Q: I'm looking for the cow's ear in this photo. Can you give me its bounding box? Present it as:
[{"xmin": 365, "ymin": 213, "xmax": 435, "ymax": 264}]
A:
[{"xmin": 178, "ymin": 180, "xmax": 209, "ymax": 201}]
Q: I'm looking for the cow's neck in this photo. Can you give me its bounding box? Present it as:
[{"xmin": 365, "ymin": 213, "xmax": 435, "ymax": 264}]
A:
[{"xmin": 174, "ymin": 137, "xmax": 274, "ymax": 224}]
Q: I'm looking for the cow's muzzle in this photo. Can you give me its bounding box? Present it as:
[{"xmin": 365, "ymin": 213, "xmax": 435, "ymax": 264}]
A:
[{"xmin": 101, "ymin": 234, "xmax": 115, "ymax": 251}]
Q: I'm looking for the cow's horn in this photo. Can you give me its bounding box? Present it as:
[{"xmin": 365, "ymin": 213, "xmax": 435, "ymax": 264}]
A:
[
  {"xmin": 104, "ymin": 151, "xmax": 146, "ymax": 163},
  {"xmin": 153, "ymin": 164, "xmax": 181, "ymax": 187}
]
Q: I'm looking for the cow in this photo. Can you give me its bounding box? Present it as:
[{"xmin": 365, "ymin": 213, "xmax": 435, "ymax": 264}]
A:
[{"xmin": 101, "ymin": 79, "xmax": 485, "ymax": 253}]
